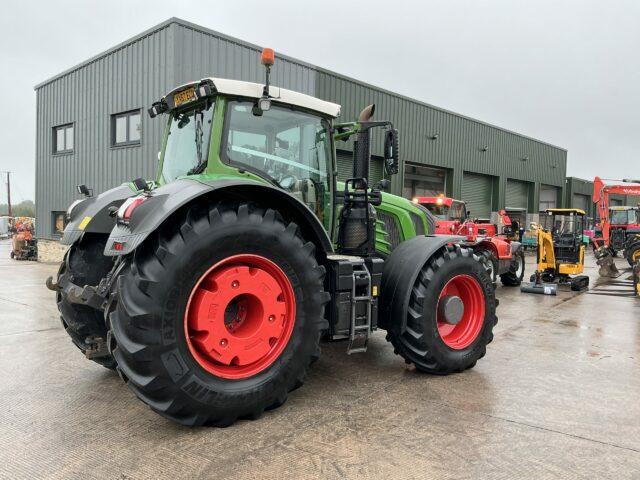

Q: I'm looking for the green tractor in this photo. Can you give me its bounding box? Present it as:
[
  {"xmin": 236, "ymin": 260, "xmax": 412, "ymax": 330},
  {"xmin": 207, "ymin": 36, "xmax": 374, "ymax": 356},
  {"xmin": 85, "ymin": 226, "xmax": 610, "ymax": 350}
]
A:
[{"xmin": 48, "ymin": 48, "xmax": 497, "ymax": 426}]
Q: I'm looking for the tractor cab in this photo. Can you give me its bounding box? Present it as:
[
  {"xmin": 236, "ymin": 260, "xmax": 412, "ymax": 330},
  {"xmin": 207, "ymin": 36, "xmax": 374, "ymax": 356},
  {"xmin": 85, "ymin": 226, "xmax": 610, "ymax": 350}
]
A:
[
  {"xmin": 609, "ymin": 206, "xmax": 639, "ymax": 226},
  {"xmin": 152, "ymin": 76, "xmax": 343, "ymax": 232}
]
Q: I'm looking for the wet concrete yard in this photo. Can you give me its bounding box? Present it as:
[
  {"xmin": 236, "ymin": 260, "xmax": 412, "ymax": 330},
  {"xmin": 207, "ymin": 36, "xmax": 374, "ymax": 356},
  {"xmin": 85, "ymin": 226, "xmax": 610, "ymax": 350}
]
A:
[{"xmin": 0, "ymin": 239, "xmax": 638, "ymax": 479}]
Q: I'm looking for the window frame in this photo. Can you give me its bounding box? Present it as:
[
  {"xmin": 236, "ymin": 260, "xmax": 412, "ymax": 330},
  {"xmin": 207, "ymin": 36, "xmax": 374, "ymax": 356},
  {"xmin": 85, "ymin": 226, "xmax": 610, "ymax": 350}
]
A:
[
  {"xmin": 220, "ymin": 99, "xmax": 333, "ymax": 186},
  {"xmin": 159, "ymin": 99, "xmax": 215, "ymax": 184},
  {"xmin": 51, "ymin": 211, "xmax": 67, "ymax": 237},
  {"xmin": 111, "ymin": 109, "xmax": 142, "ymax": 148},
  {"xmin": 52, "ymin": 123, "xmax": 75, "ymax": 155}
]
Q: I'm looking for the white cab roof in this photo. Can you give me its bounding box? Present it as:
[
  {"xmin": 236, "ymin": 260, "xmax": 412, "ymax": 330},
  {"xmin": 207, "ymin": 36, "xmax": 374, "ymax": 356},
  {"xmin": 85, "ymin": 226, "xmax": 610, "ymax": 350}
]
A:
[{"xmin": 170, "ymin": 77, "xmax": 341, "ymax": 118}]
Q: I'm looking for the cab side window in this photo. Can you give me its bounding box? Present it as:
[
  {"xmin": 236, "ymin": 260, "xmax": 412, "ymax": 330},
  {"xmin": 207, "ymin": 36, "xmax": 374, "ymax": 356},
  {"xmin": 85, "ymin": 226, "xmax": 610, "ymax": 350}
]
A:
[{"xmin": 224, "ymin": 101, "xmax": 332, "ymax": 223}]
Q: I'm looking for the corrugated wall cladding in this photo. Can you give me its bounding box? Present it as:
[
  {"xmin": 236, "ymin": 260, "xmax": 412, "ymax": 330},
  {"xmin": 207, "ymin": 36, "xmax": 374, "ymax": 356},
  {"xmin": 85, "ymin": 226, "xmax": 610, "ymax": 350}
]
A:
[
  {"xmin": 36, "ymin": 25, "xmax": 175, "ymax": 238},
  {"xmin": 172, "ymin": 21, "xmax": 566, "ymax": 191},
  {"xmin": 319, "ymin": 73, "xmax": 565, "ymax": 179},
  {"xmin": 567, "ymin": 177, "xmax": 594, "ymax": 196},
  {"xmin": 35, "ymin": 18, "xmax": 567, "ymax": 239}
]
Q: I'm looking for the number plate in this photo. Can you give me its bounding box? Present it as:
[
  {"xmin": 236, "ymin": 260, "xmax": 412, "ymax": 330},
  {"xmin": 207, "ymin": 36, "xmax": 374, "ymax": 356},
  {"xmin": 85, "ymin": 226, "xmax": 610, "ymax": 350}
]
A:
[{"xmin": 173, "ymin": 88, "xmax": 196, "ymax": 107}]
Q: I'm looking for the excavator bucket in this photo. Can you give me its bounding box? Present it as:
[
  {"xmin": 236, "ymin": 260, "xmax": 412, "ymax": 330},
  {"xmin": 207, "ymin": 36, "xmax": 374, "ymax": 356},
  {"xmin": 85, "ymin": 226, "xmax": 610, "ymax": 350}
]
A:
[{"xmin": 595, "ymin": 249, "xmax": 621, "ymax": 278}]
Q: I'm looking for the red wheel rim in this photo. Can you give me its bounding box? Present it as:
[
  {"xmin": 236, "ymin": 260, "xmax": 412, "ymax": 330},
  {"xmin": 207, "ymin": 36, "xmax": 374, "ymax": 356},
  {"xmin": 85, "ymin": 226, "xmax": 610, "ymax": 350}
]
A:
[
  {"xmin": 184, "ymin": 254, "xmax": 296, "ymax": 379},
  {"xmin": 436, "ymin": 274, "xmax": 485, "ymax": 350}
]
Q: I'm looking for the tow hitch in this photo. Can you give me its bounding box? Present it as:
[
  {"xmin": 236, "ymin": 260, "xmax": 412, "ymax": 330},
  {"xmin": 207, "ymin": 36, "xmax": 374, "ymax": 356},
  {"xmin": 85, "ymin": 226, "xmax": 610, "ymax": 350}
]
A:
[{"xmin": 46, "ymin": 273, "xmax": 108, "ymax": 311}]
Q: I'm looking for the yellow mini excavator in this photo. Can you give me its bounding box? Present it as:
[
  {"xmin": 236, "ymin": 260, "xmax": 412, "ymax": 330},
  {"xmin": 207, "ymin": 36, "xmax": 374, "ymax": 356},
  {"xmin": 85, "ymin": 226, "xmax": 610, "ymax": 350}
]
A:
[{"xmin": 521, "ymin": 209, "xmax": 590, "ymax": 295}]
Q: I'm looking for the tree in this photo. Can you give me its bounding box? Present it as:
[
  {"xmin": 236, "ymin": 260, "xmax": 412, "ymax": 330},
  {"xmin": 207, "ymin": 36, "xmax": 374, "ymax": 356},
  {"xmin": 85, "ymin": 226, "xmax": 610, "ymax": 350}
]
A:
[{"xmin": 0, "ymin": 200, "xmax": 35, "ymax": 217}]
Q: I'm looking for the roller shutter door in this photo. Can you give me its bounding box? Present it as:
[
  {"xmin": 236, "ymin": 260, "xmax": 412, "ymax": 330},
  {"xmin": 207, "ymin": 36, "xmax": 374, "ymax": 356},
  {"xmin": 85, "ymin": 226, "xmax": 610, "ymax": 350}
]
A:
[
  {"xmin": 403, "ymin": 163, "xmax": 446, "ymax": 198},
  {"xmin": 506, "ymin": 179, "xmax": 529, "ymax": 210},
  {"xmin": 462, "ymin": 172, "xmax": 493, "ymax": 219},
  {"xmin": 539, "ymin": 184, "xmax": 559, "ymax": 211},
  {"xmin": 572, "ymin": 193, "xmax": 589, "ymax": 213},
  {"xmin": 336, "ymin": 150, "xmax": 383, "ymax": 186}
]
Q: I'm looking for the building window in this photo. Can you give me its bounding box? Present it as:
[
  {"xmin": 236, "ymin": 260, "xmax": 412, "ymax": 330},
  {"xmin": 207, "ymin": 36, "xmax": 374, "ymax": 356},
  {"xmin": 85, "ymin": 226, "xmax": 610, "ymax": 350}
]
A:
[
  {"xmin": 52, "ymin": 211, "xmax": 67, "ymax": 236},
  {"xmin": 112, "ymin": 109, "xmax": 141, "ymax": 146},
  {"xmin": 53, "ymin": 124, "xmax": 74, "ymax": 154}
]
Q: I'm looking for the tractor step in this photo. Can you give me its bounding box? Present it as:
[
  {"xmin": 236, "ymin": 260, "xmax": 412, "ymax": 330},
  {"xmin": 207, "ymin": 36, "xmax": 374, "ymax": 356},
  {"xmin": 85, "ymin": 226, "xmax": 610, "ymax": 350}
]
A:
[
  {"xmin": 347, "ymin": 263, "xmax": 373, "ymax": 354},
  {"xmin": 325, "ymin": 255, "xmax": 383, "ymax": 353}
]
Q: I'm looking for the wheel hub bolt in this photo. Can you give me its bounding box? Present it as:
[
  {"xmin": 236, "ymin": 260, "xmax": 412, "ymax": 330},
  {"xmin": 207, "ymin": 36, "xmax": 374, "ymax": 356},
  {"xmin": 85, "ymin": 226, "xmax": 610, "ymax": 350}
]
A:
[
  {"xmin": 268, "ymin": 315, "xmax": 275, "ymax": 322},
  {"xmin": 231, "ymin": 280, "xmax": 239, "ymax": 289},
  {"xmin": 220, "ymin": 338, "xmax": 228, "ymax": 347}
]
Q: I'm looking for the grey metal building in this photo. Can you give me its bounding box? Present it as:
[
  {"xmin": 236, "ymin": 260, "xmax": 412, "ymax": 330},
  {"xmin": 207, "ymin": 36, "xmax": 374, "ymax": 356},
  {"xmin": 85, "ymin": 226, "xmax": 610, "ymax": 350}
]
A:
[
  {"xmin": 35, "ymin": 17, "xmax": 568, "ymax": 240},
  {"xmin": 565, "ymin": 177, "xmax": 596, "ymax": 219}
]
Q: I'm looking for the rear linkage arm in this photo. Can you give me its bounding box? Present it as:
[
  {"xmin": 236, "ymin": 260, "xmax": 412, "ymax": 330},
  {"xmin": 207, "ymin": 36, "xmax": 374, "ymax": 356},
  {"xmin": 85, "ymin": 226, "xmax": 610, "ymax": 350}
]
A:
[{"xmin": 46, "ymin": 256, "xmax": 127, "ymax": 312}]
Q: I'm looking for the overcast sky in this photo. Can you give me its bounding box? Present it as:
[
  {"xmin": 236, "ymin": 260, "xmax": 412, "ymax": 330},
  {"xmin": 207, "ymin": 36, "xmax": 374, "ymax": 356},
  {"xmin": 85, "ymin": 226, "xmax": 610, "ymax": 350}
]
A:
[{"xmin": 0, "ymin": 0, "xmax": 638, "ymax": 203}]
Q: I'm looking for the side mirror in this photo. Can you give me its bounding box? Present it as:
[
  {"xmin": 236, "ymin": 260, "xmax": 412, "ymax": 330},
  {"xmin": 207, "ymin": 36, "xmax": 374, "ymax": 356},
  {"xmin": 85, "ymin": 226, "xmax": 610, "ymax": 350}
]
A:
[
  {"xmin": 76, "ymin": 184, "xmax": 93, "ymax": 197},
  {"xmin": 377, "ymin": 179, "xmax": 391, "ymax": 191},
  {"xmin": 466, "ymin": 210, "xmax": 471, "ymax": 219},
  {"xmin": 132, "ymin": 178, "xmax": 150, "ymax": 192},
  {"xmin": 383, "ymin": 129, "xmax": 399, "ymax": 175}
]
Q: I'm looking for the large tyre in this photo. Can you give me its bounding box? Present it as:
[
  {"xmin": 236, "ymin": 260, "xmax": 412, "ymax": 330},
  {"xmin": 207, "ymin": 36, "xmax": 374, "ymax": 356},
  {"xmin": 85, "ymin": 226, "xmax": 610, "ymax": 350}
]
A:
[
  {"xmin": 386, "ymin": 245, "xmax": 497, "ymax": 374},
  {"xmin": 110, "ymin": 202, "xmax": 328, "ymax": 426},
  {"xmin": 624, "ymin": 237, "xmax": 640, "ymax": 267},
  {"xmin": 57, "ymin": 234, "xmax": 116, "ymax": 369},
  {"xmin": 478, "ymin": 250, "xmax": 497, "ymax": 284},
  {"xmin": 500, "ymin": 246, "xmax": 525, "ymax": 286}
]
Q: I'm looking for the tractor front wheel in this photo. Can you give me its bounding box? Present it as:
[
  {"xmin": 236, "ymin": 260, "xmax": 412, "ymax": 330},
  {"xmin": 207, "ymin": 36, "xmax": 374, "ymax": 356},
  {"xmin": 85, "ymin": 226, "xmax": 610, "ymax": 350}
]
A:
[
  {"xmin": 109, "ymin": 202, "xmax": 328, "ymax": 426},
  {"xmin": 478, "ymin": 250, "xmax": 497, "ymax": 284},
  {"xmin": 385, "ymin": 245, "xmax": 497, "ymax": 374},
  {"xmin": 500, "ymin": 246, "xmax": 525, "ymax": 286}
]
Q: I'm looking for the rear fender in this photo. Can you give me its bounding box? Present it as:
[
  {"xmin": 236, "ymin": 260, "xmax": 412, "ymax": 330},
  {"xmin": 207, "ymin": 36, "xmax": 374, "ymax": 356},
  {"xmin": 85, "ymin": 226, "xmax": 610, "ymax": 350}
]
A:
[
  {"xmin": 379, "ymin": 235, "xmax": 464, "ymax": 330},
  {"xmin": 486, "ymin": 237, "xmax": 517, "ymax": 260},
  {"xmin": 508, "ymin": 240, "xmax": 522, "ymax": 255},
  {"xmin": 60, "ymin": 184, "xmax": 136, "ymax": 246},
  {"xmin": 104, "ymin": 178, "xmax": 334, "ymax": 257}
]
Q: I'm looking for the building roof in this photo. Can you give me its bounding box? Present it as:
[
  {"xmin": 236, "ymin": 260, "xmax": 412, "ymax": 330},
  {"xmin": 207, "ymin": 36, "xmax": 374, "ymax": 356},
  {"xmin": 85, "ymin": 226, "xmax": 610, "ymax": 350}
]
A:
[{"xmin": 34, "ymin": 17, "xmax": 566, "ymax": 151}]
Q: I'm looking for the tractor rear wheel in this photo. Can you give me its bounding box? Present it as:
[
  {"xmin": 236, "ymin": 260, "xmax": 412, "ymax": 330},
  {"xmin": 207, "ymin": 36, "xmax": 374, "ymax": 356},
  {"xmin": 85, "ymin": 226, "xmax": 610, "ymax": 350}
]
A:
[
  {"xmin": 385, "ymin": 245, "xmax": 497, "ymax": 374},
  {"xmin": 109, "ymin": 202, "xmax": 328, "ymax": 426},
  {"xmin": 500, "ymin": 246, "xmax": 525, "ymax": 286},
  {"xmin": 57, "ymin": 234, "xmax": 116, "ymax": 369}
]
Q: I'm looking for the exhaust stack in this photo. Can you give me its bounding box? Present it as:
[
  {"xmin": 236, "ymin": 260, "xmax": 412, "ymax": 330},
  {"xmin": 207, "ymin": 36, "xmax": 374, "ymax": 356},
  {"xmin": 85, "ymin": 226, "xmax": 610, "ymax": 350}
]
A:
[{"xmin": 353, "ymin": 104, "xmax": 376, "ymax": 187}]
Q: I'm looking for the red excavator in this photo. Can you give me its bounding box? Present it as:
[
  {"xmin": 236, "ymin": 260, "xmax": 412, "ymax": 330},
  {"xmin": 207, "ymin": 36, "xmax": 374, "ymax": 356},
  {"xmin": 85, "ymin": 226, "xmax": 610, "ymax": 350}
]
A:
[
  {"xmin": 592, "ymin": 177, "xmax": 640, "ymax": 277},
  {"xmin": 415, "ymin": 195, "xmax": 524, "ymax": 286}
]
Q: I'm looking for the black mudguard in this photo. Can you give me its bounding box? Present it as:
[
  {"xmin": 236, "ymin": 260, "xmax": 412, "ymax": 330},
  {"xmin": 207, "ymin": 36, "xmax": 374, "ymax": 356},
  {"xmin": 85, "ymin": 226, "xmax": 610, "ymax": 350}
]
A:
[
  {"xmin": 60, "ymin": 184, "xmax": 136, "ymax": 246},
  {"xmin": 379, "ymin": 235, "xmax": 464, "ymax": 330},
  {"xmin": 509, "ymin": 241, "xmax": 522, "ymax": 254},
  {"xmin": 104, "ymin": 178, "xmax": 334, "ymax": 256}
]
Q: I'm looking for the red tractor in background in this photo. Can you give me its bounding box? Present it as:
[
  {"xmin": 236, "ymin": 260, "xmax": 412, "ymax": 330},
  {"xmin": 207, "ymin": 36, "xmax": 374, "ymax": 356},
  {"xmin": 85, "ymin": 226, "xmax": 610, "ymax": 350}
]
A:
[
  {"xmin": 592, "ymin": 177, "xmax": 640, "ymax": 277},
  {"xmin": 415, "ymin": 195, "xmax": 525, "ymax": 286},
  {"xmin": 592, "ymin": 206, "xmax": 639, "ymax": 257}
]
